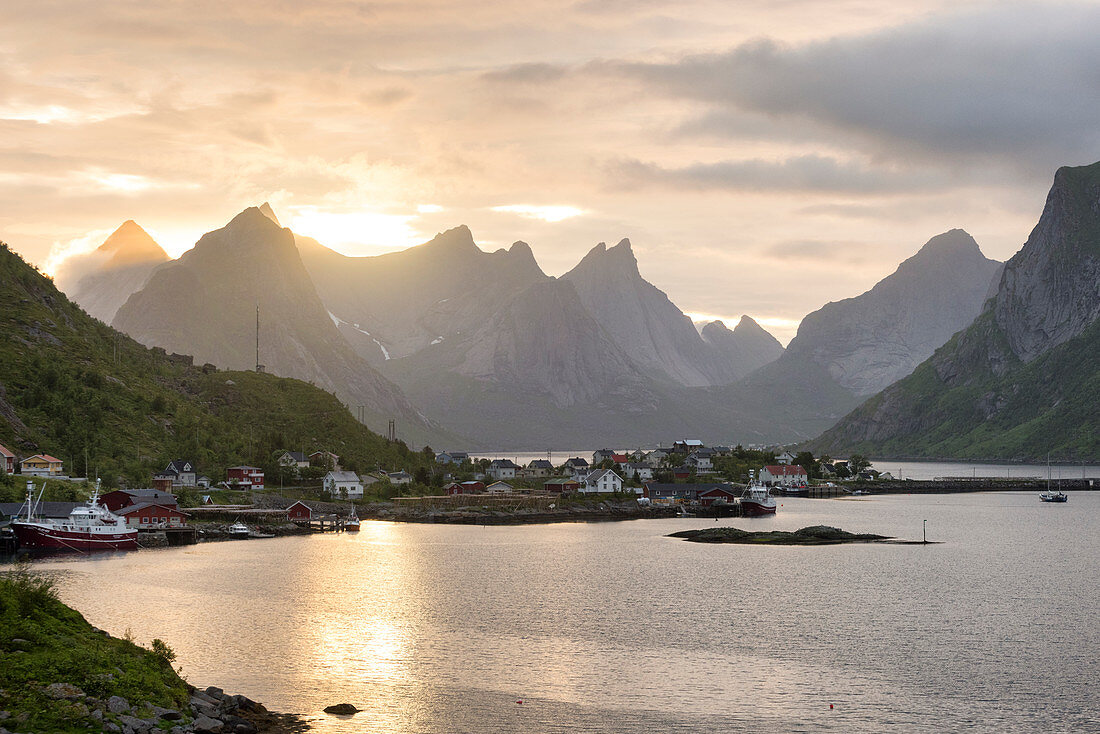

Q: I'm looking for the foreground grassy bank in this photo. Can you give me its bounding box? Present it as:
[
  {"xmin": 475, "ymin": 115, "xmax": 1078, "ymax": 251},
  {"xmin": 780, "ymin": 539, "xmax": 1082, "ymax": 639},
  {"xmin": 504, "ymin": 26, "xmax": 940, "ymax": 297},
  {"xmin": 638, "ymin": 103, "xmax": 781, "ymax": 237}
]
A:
[
  {"xmin": 0, "ymin": 568, "xmax": 305, "ymax": 733},
  {"xmin": 0, "ymin": 569, "xmax": 189, "ymax": 732}
]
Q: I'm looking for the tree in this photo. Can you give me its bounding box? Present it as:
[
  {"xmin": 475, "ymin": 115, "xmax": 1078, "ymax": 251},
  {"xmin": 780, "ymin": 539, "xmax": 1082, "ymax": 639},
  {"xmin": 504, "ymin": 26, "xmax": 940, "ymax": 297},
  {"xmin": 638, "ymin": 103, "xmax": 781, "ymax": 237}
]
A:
[
  {"xmin": 848, "ymin": 454, "xmax": 871, "ymax": 474},
  {"xmin": 794, "ymin": 451, "xmax": 818, "ymax": 479}
]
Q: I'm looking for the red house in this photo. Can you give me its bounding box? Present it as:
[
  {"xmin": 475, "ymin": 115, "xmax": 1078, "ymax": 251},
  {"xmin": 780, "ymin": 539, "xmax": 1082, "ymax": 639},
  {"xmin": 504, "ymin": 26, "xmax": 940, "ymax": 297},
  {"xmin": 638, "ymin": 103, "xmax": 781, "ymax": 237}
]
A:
[
  {"xmin": 543, "ymin": 478, "xmax": 580, "ymax": 493},
  {"xmin": 697, "ymin": 487, "xmax": 739, "ymax": 506},
  {"xmin": 100, "ymin": 489, "xmax": 179, "ymax": 513},
  {"xmin": 115, "ymin": 503, "xmax": 190, "ymax": 529},
  {"xmin": 0, "ymin": 444, "xmax": 14, "ymax": 475},
  {"xmin": 445, "ymin": 481, "xmax": 485, "ymax": 495},
  {"xmin": 226, "ymin": 466, "xmax": 265, "ymax": 490},
  {"xmin": 287, "ymin": 501, "xmax": 312, "ymax": 521}
]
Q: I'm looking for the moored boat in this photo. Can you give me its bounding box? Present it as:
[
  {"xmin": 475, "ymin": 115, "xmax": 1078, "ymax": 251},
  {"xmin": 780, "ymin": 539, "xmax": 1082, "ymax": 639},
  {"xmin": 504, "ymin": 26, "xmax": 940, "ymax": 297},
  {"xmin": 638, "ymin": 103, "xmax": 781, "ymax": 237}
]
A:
[
  {"xmin": 740, "ymin": 472, "xmax": 777, "ymax": 516},
  {"xmin": 345, "ymin": 512, "xmax": 360, "ymax": 531},
  {"xmin": 10, "ymin": 481, "xmax": 138, "ymax": 552},
  {"xmin": 228, "ymin": 521, "xmax": 250, "ymax": 538},
  {"xmin": 1039, "ymin": 490, "xmax": 1067, "ymax": 503}
]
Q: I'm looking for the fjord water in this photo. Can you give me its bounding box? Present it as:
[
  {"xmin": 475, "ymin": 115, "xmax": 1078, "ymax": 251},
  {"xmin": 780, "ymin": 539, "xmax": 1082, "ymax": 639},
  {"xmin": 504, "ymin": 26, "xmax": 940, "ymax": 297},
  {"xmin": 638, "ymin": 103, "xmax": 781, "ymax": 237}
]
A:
[{"xmin": 38, "ymin": 493, "xmax": 1099, "ymax": 732}]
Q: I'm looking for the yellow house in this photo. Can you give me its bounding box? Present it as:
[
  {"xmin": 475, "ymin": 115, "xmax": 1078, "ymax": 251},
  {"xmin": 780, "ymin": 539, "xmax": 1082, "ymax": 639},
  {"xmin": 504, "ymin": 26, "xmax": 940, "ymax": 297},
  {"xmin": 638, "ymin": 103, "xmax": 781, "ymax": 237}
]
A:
[{"xmin": 21, "ymin": 454, "xmax": 63, "ymax": 477}]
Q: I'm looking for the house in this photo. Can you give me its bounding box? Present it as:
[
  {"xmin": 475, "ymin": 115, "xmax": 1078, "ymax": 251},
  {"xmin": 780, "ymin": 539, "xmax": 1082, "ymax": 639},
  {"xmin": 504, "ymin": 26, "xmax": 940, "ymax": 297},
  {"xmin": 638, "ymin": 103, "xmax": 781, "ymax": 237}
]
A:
[
  {"xmin": 526, "ymin": 459, "xmax": 554, "ymax": 478},
  {"xmin": 672, "ymin": 466, "xmax": 692, "ymax": 480},
  {"xmin": 164, "ymin": 460, "xmax": 197, "ymax": 487},
  {"xmin": 685, "ymin": 453, "xmax": 714, "ymax": 473},
  {"xmin": 226, "ymin": 465, "xmax": 265, "ymax": 490},
  {"xmin": 563, "ymin": 457, "xmax": 590, "ymax": 480},
  {"xmin": 776, "ymin": 451, "xmax": 796, "ymax": 465},
  {"xmin": 100, "ymin": 489, "xmax": 178, "ymax": 513},
  {"xmin": 277, "ymin": 451, "xmax": 309, "ymax": 470},
  {"xmin": 115, "ymin": 503, "xmax": 189, "ymax": 529},
  {"xmin": 643, "ymin": 483, "xmax": 731, "ymax": 504},
  {"xmin": 20, "ymin": 455, "xmax": 63, "ymax": 477},
  {"xmin": 581, "ymin": 469, "xmax": 623, "ymax": 494},
  {"xmin": 592, "ymin": 449, "xmax": 616, "ymax": 465},
  {"xmin": 0, "ymin": 444, "xmax": 14, "ymax": 475},
  {"xmin": 324, "ymin": 471, "xmax": 363, "ymax": 499},
  {"xmin": 151, "ymin": 473, "xmax": 175, "ymax": 492},
  {"xmin": 309, "ymin": 451, "xmax": 340, "ymax": 470},
  {"xmin": 201, "ymin": 495, "xmax": 214, "ymax": 505},
  {"xmin": 697, "ymin": 486, "xmax": 739, "ymax": 506},
  {"xmin": 0, "ymin": 501, "xmax": 79, "ymax": 521},
  {"xmin": 621, "ymin": 463, "xmax": 653, "ymax": 482},
  {"xmin": 672, "ymin": 440, "xmax": 704, "ymax": 454},
  {"xmin": 488, "ymin": 459, "xmax": 520, "ymax": 481},
  {"xmin": 286, "ymin": 501, "xmax": 312, "ymax": 521},
  {"xmin": 485, "ymin": 481, "xmax": 514, "ymax": 494},
  {"xmin": 435, "ymin": 451, "xmax": 470, "ymax": 465},
  {"xmin": 387, "ymin": 471, "xmax": 412, "ymax": 485},
  {"xmin": 759, "ymin": 464, "xmax": 808, "ymax": 486},
  {"xmin": 543, "ymin": 478, "xmax": 580, "ymax": 493},
  {"xmin": 196, "ymin": 476, "xmax": 212, "ymax": 488},
  {"xmin": 444, "ymin": 480, "xmax": 485, "ymax": 495},
  {"xmin": 644, "ymin": 449, "xmax": 670, "ymax": 468},
  {"xmin": 711, "ymin": 446, "xmax": 733, "ymax": 458}
]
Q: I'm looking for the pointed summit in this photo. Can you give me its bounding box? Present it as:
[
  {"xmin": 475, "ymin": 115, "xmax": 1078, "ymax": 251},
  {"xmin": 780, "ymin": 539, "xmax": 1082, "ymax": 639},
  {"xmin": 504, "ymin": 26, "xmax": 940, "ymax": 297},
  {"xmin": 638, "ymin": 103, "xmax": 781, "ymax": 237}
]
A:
[
  {"xmin": 97, "ymin": 220, "xmax": 168, "ymax": 265},
  {"xmin": 567, "ymin": 238, "xmax": 640, "ymax": 279},
  {"xmin": 257, "ymin": 202, "xmax": 281, "ymax": 227},
  {"xmin": 426, "ymin": 225, "xmax": 477, "ymax": 253}
]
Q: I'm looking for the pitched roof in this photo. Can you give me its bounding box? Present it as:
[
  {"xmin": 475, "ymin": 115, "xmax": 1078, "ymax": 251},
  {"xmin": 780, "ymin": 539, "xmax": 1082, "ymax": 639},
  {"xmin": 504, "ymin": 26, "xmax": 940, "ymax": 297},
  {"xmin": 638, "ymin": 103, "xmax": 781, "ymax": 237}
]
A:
[
  {"xmin": 489, "ymin": 459, "xmax": 520, "ymax": 469},
  {"xmin": 0, "ymin": 501, "xmax": 79, "ymax": 519},
  {"xmin": 115, "ymin": 503, "xmax": 189, "ymax": 516},
  {"xmin": 124, "ymin": 489, "xmax": 178, "ymax": 504},
  {"xmin": 23, "ymin": 454, "xmax": 62, "ymax": 464},
  {"xmin": 166, "ymin": 459, "xmax": 194, "ymax": 473},
  {"xmin": 0, "ymin": 444, "xmax": 14, "ymax": 459},
  {"xmin": 565, "ymin": 457, "xmax": 589, "ymax": 466},
  {"xmin": 528, "ymin": 460, "xmax": 554, "ymax": 469},
  {"xmin": 326, "ymin": 471, "xmax": 361, "ymax": 482},
  {"xmin": 281, "ymin": 450, "xmax": 307, "ymax": 462},
  {"xmin": 585, "ymin": 469, "xmax": 622, "ymax": 483}
]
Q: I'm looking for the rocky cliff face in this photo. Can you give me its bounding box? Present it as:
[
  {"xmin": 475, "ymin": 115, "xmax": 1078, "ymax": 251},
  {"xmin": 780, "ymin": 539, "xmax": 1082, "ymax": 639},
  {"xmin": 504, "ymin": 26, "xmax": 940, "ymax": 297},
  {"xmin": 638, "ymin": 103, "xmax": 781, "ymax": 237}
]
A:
[
  {"xmin": 993, "ymin": 164, "xmax": 1100, "ymax": 362},
  {"xmin": 785, "ymin": 229, "xmax": 1002, "ymax": 396},
  {"xmin": 808, "ymin": 161, "xmax": 1100, "ymax": 460},
  {"xmin": 112, "ymin": 207, "xmax": 449, "ymax": 446},
  {"xmin": 61, "ymin": 221, "xmax": 170, "ymax": 323}
]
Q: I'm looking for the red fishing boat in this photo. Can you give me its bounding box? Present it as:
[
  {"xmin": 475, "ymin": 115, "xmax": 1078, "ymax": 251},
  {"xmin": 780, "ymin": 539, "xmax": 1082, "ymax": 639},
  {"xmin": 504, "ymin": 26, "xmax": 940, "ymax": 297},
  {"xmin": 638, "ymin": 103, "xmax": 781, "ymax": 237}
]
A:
[
  {"xmin": 740, "ymin": 473, "xmax": 777, "ymax": 517},
  {"xmin": 10, "ymin": 481, "xmax": 138, "ymax": 551}
]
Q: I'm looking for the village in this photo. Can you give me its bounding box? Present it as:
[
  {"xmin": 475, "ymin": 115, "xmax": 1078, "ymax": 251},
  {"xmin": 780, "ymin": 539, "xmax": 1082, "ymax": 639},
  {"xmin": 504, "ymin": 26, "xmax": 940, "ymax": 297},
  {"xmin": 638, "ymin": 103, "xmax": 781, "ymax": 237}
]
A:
[{"xmin": 0, "ymin": 436, "xmax": 890, "ymax": 551}]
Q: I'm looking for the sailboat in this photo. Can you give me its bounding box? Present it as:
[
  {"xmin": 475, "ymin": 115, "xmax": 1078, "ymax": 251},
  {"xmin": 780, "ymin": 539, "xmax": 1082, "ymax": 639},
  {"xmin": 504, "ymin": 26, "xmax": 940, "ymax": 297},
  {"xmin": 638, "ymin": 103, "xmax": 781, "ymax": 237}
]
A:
[{"xmin": 1039, "ymin": 457, "xmax": 1067, "ymax": 503}]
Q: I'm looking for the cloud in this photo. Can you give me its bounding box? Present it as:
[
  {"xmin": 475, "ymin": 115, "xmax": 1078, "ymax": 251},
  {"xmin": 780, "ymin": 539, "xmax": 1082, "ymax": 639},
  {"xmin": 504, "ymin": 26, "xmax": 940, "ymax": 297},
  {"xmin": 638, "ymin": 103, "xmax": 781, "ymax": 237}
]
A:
[
  {"xmin": 606, "ymin": 154, "xmax": 942, "ymax": 194},
  {"xmin": 491, "ymin": 204, "xmax": 586, "ymax": 222},
  {"xmin": 482, "ymin": 62, "xmax": 569, "ymax": 84},
  {"xmin": 614, "ymin": 3, "xmax": 1100, "ymax": 171}
]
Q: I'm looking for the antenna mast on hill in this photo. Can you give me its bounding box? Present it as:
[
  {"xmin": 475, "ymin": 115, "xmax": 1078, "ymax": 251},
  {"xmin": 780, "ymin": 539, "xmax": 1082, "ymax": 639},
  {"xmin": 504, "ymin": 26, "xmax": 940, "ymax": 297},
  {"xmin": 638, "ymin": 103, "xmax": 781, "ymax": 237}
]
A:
[{"xmin": 255, "ymin": 304, "xmax": 265, "ymax": 373}]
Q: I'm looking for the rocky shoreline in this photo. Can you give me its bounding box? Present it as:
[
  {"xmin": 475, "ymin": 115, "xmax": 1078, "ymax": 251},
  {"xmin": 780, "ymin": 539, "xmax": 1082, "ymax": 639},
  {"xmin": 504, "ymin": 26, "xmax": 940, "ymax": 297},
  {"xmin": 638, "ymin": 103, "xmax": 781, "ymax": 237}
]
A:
[
  {"xmin": 669, "ymin": 525, "xmax": 893, "ymax": 545},
  {"xmin": 0, "ymin": 684, "xmax": 308, "ymax": 734}
]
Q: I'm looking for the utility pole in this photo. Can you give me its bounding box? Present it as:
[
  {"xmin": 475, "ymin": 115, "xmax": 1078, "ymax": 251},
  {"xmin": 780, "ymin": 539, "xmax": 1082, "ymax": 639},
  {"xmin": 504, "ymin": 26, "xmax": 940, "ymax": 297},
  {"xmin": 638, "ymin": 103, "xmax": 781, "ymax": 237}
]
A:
[{"xmin": 255, "ymin": 305, "xmax": 264, "ymax": 373}]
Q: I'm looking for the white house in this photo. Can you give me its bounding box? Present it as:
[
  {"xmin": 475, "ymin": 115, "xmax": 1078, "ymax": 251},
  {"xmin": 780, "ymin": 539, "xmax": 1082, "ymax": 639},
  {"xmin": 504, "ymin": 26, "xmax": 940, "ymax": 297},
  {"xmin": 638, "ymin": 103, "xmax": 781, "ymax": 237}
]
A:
[
  {"xmin": 485, "ymin": 481, "xmax": 514, "ymax": 494},
  {"xmin": 387, "ymin": 471, "xmax": 412, "ymax": 485},
  {"xmin": 277, "ymin": 451, "xmax": 309, "ymax": 470},
  {"xmin": 324, "ymin": 470, "xmax": 364, "ymax": 499},
  {"xmin": 622, "ymin": 463, "xmax": 654, "ymax": 482},
  {"xmin": 581, "ymin": 469, "xmax": 623, "ymax": 494},
  {"xmin": 488, "ymin": 459, "xmax": 520, "ymax": 481},
  {"xmin": 759, "ymin": 464, "xmax": 808, "ymax": 486},
  {"xmin": 644, "ymin": 449, "xmax": 670, "ymax": 468},
  {"xmin": 776, "ymin": 451, "xmax": 795, "ymax": 465},
  {"xmin": 685, "ymin": 453, "xmax": 713, "ymax": 473}
]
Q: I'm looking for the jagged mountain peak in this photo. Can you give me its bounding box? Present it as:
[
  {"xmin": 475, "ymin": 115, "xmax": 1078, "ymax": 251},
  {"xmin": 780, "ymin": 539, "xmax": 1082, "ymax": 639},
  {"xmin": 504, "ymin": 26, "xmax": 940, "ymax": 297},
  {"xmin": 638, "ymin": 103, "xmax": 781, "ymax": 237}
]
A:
[
  {"xmin": 425, "ymin": 224, "xmax": 477, "ymax": 253},
  {"xmin": 568, "ymin": 237, "xmax": 640, "ymax": 279},
  {"xmin": 257, "ymin": 202, "xmax": 281, "ymax": 227}
]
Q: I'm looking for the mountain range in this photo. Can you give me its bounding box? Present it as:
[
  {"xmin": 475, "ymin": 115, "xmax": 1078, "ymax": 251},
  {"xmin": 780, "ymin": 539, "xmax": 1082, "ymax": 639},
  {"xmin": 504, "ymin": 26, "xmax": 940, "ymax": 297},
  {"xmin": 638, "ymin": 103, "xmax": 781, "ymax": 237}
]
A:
[
  {"xmin": 61, "ymin": 200, "xmax": 1016, "ymax": 450},
  {"xmin": 809, "ymin": 162, "xmax": 1100, "ymax": 460}
]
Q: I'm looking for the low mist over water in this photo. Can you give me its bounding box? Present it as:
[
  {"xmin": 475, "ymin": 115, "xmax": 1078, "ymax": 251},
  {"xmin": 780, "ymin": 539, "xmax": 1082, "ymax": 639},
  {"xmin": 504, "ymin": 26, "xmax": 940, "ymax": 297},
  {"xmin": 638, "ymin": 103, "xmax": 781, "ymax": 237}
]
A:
[{"xmin": 35, "ymin": 493, "xmax": 1100, "ymax": 732}]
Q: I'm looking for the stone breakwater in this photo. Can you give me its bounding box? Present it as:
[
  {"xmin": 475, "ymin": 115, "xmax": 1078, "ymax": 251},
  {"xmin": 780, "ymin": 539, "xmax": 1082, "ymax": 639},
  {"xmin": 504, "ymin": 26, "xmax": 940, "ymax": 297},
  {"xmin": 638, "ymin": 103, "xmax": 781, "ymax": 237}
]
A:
[
  {"xmin": 362, "ymin": 499, "xmax": 683, "ymax": 525},
  {"xmin": 0, "ymin": 684, "xmax": 307, "ymax": 734}
]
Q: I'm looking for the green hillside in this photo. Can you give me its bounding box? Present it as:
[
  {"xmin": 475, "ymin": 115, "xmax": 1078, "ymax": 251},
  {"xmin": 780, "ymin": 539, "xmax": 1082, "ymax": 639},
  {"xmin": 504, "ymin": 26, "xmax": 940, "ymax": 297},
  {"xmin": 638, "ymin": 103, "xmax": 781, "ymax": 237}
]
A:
[
  {"xmin": 807, "ymin": 312, "xmax": 1099, "ymax": 460},
  {"xmin": 0, "ymin": 242, "xmax": 431, "ymax": 490}
]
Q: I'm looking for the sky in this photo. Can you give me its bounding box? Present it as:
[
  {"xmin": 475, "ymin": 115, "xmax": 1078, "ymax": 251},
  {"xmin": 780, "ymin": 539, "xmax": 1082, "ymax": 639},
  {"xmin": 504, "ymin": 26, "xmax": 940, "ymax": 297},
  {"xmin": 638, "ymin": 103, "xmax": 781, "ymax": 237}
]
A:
[{"xmin": 3, "ymin": 0, "xmax": 1099, "ymax": 344}]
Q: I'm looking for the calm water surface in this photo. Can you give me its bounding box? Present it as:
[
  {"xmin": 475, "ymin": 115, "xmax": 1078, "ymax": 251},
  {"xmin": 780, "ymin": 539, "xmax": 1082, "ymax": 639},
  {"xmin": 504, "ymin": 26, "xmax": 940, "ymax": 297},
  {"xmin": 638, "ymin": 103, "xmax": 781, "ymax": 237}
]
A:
[{"xmin": 27, "ymin": 493, "xmax": 1100, "ymax": 732}]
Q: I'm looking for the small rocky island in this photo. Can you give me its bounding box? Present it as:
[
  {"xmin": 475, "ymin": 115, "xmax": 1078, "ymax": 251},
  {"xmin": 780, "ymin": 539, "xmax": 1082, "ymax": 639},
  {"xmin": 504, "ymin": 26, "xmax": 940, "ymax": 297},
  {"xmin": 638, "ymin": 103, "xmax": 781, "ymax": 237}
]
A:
[{"xmin": 669, "ymin": 525, "xmax": 892, "ymax": 545}]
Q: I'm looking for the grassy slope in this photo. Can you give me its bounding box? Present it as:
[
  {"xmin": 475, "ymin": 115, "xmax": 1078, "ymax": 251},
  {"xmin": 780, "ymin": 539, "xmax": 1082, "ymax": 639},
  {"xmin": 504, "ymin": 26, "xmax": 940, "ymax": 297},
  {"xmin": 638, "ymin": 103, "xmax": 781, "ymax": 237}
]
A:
[
  {"xmin": 809, "ymin": 313, "xmax": 1100, "ymax": 460},
  {"xmin": 0, "ymin": 241, "xmax": 431, "ymax": 490},
  {"xmin": 0, "ymin": 570, "xmax": 190, "ymax": 733}
]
